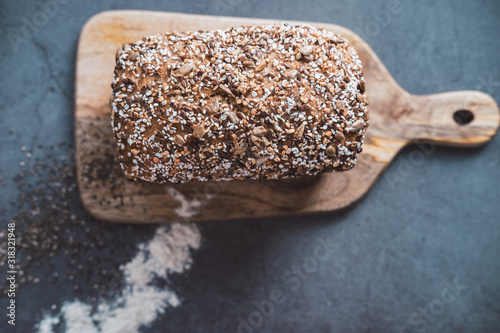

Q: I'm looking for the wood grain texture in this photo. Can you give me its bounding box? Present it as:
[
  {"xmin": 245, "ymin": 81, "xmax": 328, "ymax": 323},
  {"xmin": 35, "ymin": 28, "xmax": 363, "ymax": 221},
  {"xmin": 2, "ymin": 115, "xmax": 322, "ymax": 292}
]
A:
[{"xmin": 75, "ymin": 10, "xmax": 500, "ymax": 223}]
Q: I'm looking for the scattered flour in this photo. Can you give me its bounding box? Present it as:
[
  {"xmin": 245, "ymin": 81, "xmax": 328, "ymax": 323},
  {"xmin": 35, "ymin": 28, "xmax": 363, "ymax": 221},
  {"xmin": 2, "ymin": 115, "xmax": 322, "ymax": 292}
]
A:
[
  {"xmin": 37, "ymin": 315, "xmax": 61, "ymax": 333},
  {"xmin": 35, "ymin": 223, "xmax": 201, "ymax": 333},
  {"xmin": 61, "ymin": 302, "xmax": 97, "ymax": 333},
  {"xmin": 166, "ymin": 187, "xmax": 205, "ymax": 218}
]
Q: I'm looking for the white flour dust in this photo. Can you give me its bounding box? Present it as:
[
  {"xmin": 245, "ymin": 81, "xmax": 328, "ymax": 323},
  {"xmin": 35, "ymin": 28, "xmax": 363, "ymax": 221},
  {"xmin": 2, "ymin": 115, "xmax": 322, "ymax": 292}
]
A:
[
  {"xmin": 166, "ymin": 187, "xmax": 209, "ymax": 218},
  {"xmin": 36, "ymin": 223, "xmax": 200, "ymax": 333}
]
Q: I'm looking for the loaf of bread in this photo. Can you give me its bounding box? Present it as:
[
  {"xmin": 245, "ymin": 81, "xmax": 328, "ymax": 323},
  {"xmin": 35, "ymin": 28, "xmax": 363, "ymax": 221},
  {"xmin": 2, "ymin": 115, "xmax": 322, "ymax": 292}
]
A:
[{"xmin": 111, "ymin": 24, "xmax": 369, "ymax": 183}]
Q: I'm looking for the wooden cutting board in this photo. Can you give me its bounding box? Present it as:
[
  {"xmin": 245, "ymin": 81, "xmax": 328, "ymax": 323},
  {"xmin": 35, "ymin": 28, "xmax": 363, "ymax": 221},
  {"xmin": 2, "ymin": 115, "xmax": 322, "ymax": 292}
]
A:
[{"xmin": 75, "ymin": 10, "xmax": 500, "ymax": 223}]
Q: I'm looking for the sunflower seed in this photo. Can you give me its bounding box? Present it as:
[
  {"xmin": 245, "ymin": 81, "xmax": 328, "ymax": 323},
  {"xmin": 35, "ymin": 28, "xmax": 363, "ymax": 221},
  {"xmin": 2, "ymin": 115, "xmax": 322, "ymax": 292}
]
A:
[
  {"xmin": 326, "ymin": 145, "xmax": 336, "ymax": 157},
  {"xmin": 356, "ymin": 93, "xmax": 366, "ymax": 103},
  {"xmin": 335, "ymin": 100, "xmax": 346, "ymax": 109},
  {"xmin": 206, "ymin": 97, "xmax": 219, "ymax": 113},
  {"xmin": 253, "ymin": 126, "xmax": 267, "ymax": 136},
  {"xmin": 234, "ymin": 140, "xmax": 248, "ymax": 154},
  {"xmin": 174, "ymin": 135, "xmax": 185, "ymax": 146},
  {"xmin": 129, "ymin": 52, "xmax": 139, "ymax": 61},
  {"xmin": 218, "ymin": 84, "xmax": 233, "ymax": 96},
  {"xmin": 294, "ymin": 123, "xmax": 305, "ymax": 139},
  {"xmin": 251, "ymin": 134, "xmax": 263, "ymax": 146},
  {"xmin": 255, "ymin": 60, "xmax": 266, "ymax": 72},
  {"xmin": 335, "ymin": 131, "xmax": 345, "ymax": 141},
  {"xmin": 359, "ymin": 81, "xmax": 366, "ymax": 93},
  {"xmin": 300, "ymin": 91, "xmax": 311, "ymax": 104},
  {"xmin": 174, "ymin": 62, "xmax": 194, "ymax": 77},
  {"xmin": 243, "ymin": 60, "xmax": 255, "ymax": 68},
  {"xmin": 256, "ymin": 156, "xmax": 269, "ymax": 166},
  {"xmin": 350, "ymin": 119, "xmax": 365, "ymax": 131},
  {"xmin": 227, "ymin": 111, "xmax": 239, "ymax": 124},
  {"xmin": 193, "ymin": 123, "xmax": 208, "ymax": 139}
]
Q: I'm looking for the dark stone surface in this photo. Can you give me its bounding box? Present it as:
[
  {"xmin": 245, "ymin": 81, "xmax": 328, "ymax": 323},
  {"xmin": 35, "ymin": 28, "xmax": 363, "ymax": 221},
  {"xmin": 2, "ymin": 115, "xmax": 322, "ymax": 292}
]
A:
[{"xmin": 1, "ymin": 0, "xmax": 499, "ymax": 332}]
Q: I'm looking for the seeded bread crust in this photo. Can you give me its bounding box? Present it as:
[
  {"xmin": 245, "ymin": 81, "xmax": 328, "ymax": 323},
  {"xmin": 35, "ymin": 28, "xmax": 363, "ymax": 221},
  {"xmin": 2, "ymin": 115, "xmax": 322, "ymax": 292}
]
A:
[{"xmin": 111, "ymin": 24, "xmax": 369, "ymax": 183}]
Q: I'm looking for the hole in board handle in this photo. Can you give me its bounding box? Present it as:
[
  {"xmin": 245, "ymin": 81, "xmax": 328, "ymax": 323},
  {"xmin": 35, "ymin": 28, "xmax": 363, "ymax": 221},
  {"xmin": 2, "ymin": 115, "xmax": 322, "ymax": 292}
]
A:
[{"xmin": 453, "ymin": 110, "xmax": 474, "ymax": 125}]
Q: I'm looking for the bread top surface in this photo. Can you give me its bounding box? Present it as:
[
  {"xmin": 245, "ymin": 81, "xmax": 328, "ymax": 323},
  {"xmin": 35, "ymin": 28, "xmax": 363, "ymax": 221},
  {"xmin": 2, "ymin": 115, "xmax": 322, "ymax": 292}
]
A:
[{"xmin": 111, "ymin": 24, "xmax": 369, "ymax": 183}]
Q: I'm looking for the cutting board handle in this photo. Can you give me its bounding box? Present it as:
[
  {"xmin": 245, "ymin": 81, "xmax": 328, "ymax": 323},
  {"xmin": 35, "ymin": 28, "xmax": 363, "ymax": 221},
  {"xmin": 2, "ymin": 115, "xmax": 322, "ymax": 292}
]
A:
[{"xmin": 406, "ymin": 90, "xmax": 500, "ymax": 147}]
